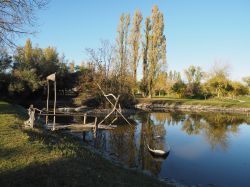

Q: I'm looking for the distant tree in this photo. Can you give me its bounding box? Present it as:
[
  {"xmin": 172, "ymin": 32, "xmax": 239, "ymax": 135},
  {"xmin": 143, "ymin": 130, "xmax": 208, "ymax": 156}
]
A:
[
  {"xmin": 172, "ymin": 80, "xmax": 187, "ymax": 98},
  {"xmin": 0, "ymin": 49, "xmax": 12, "ymax": 95},
  {"xmin": 207, "ymin": 75, "xmax": 231, "ymax": 98},
  {"xmin": 169, "ymin": 70, "xmax": 173, "ymax": 80},
  {"xmin": 242, "ymin": 76, "xmax": 250, "ymax": 88},
  {"xmin": 0, "ymin": 0, "xmax": 48, "ymax": 47},
  {"xmin": 201, "ymin": 83, "xmax": 212, "ymax": 100},
  {"xmin": 184, "ymin": 66, "xmax": 204, "ymax": 84},
  {"xmin": 99, "ymin": 40, "xmax": 115, "ymax": 80},
  {"xmin": 184, "ymin": 65, "xmax": 204, "ymax": 98},
  {"xmin": 0, "ymin": 49, "xmax": 12, "ymax": 73},
  {"xmin": 206, "ymin": 63, "xmax": 231, "ymax": 97},
  {"xmin": 69, "ymin": 61, "xmax": 75, "ymax": 73},
  {"xmin": 85, "ymin": 40, "xmax": 115, "ymax": 93},
  {"xmin": 230, "ymin": 81, "xmax": 249, "ymax": 98},
  {"xmin": 147, "ymin": 5, "xmax": 166, "ymax": 98},
  {"xmin": 154, "ymin": 71, "xmax": 167, "ymax": 96}
]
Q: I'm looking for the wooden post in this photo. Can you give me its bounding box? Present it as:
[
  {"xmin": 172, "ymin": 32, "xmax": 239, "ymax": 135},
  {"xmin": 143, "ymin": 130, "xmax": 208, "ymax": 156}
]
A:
[
  {"xmin": 46, "ymin": 80, "xmax": 49, "ymax": 125},
  {"xmin": 94, "ymin": 117, "xmax": 98, "ymax": 138},
  {"xmin": 29, "ymin": 105, "xmax": 35, "ymax": 128},
  {"xmin": 53, "ymin": 80, "xmax": 56, "ymax": 131},
  {"xmin": 83, "ymin": 113, "xmax": 87, "ymax": 125}
]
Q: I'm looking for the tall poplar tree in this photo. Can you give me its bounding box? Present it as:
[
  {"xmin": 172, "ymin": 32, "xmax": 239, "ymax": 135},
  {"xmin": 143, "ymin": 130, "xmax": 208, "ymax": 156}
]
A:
[
  {"xmin": 129, "ymin": 10, "xmax": 143, "ymax": 84},
  {"xmin": 142, "ymin": 17, "xmax": 151, "ymax": 95},
  {"xmin": 116, "ymin": 13, "xmax": 130, "ymax": 92},
  {"xmin": 147, "ymin": 5, "xmax": 166, "ymax": 98}
]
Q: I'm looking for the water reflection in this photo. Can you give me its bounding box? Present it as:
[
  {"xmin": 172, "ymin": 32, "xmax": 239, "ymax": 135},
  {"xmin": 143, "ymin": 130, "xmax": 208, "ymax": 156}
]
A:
[{"xmin": 75, "ymin": 111, "xmax": 250, "ymax": 187}]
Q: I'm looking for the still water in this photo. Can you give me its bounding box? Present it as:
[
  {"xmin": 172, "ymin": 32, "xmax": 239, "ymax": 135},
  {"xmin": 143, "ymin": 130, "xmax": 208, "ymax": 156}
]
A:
[{"xmin": 73, "ymin": 112, "xmax": 250, "ymax": 187}]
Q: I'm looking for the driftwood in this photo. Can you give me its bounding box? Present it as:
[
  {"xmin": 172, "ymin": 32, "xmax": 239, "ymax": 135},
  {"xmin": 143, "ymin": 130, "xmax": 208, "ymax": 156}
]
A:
[{"xmin": 24, "ymin": 105, "xmax": 35, "ymax": 128}]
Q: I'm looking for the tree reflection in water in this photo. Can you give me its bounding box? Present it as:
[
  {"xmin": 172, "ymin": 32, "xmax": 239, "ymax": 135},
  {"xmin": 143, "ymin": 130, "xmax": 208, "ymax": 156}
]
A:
[{"xmin": 79, "ymin": 111, "xmax": 250, "ymax": 177}]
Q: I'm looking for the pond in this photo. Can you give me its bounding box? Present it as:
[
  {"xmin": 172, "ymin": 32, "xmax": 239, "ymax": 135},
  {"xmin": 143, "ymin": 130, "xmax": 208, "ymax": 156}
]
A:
[{"xmin": 69, "ymin": 111, "xmax": 250, "ymax": 187}]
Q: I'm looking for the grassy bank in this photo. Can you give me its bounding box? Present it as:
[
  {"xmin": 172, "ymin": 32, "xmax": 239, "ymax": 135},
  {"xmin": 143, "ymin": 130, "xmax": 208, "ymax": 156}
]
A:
[
  {"xmin": 0, "ymin": 101, "xmax": 169, "ymax": 187},
  {"xmin": 137, "ymin": 96, "xmax": 250, "ymax": 108}
]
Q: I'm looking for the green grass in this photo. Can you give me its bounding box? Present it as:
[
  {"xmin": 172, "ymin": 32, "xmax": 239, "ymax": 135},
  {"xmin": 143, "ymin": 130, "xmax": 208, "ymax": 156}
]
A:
[
  {"xmin": 137, "ymin": 96, "xmax": 250, "ymax": 108},
  {"xmin": 0, "ymin": 101, "xmax": 170, "ymax": 187}
]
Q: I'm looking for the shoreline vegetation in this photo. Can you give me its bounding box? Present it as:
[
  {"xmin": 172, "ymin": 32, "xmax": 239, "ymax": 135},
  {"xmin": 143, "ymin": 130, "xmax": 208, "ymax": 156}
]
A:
[
  {"xmin": 0, "ymin": 101, "xmax": 171, "ymax": 187},
  {"xmin": 136, "ymin": 96, "xmax": 250, "ymax": 114}
]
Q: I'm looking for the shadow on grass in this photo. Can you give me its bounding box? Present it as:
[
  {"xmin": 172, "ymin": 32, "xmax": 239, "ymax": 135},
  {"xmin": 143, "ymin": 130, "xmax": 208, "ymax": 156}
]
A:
[
  {"xmin": 0, "ymin": 156, "xmax": 168, "ymax": 187},
  {"xmin": 0, "ymin": 102, "xmax": 28, "ymax": 120},
  {"xmin": 0, "ymin": 129, "xmax": 167, "ymax": 187},
  {"xmin": 0, "ymin": 127, "xmax": 168, "ymax": 187}
]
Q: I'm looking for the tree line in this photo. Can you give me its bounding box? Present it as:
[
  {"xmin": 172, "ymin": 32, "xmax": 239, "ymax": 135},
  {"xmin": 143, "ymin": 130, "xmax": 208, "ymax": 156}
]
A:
[{"xmin": 0, "ymin": 3, "xmax": 249, "ymax": 103}]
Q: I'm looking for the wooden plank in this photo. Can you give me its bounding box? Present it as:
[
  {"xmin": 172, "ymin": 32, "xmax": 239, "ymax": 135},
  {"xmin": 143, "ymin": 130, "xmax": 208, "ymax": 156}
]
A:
[
  {"xmin": 38, "ymin": 113, "xmax": 89, "ymax": 117},
  {"xmin": 45, "ymin": 123, "xmax": 116, "ymax": 131}
]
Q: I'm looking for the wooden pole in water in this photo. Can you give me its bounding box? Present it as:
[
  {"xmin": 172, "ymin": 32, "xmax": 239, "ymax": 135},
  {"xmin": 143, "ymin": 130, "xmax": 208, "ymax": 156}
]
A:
[
  {"xmin": 46, "ymin": 80, "xmax": 49, "ymax": 125},
  {"xmin": 94, "ymin": 117, "xmax": 98, "ymax": 138},
  {"xmin": 53, "ymin": 79, "xmax": 56, "ymax": 131}
]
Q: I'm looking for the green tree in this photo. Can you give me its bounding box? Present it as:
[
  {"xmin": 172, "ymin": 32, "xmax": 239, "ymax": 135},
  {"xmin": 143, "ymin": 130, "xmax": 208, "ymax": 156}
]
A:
[
  {"xmin": 184, "ymin": 65, "xmax": 204, "ymax": 98},
  {"xmin": 9, "ymin": 39, "xmax": 64, "ymax": 98},
  {"xmin": 207, "ymin": 75, "xmax": 231, "ymax": 97},
  {"xmin": 172, "ymin": 81, "xmax": 187, "ymax": 98},
  {"xmin": 206, "ymin": 63, "xmax": 231, "ymax": 97},
  {"xmin": 230, "ymin": 81, "xmax": 249, "ymax": 98},
  {"xmin": 154, "ymin": 71, "xmax": 167, "ymax": 96}
]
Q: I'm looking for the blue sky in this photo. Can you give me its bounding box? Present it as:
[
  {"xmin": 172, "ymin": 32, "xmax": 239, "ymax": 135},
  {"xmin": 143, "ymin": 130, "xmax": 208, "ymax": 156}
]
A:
[{"xmin": 18, "ymin": 0, "xmax": 250, "ymax": 80}]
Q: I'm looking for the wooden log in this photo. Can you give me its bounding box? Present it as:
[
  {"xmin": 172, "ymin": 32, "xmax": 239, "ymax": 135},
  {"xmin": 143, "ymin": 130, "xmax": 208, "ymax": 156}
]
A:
[{"xmin": 94, "ymin": 117, "xmax": 98, "ymax": 138}]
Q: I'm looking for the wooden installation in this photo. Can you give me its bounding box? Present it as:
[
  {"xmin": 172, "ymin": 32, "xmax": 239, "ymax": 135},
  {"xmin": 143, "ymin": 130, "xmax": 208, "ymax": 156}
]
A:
[
  {"xmin": 23, "ymin": 79, "xmax": 133, "ymax": 140},
  {"xmin": 97, "ymin": 83, "xmax": 132, "ymax": 126}
]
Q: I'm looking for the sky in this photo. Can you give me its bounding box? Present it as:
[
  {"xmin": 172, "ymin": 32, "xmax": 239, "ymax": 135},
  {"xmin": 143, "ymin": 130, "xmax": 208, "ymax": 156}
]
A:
[{"xmin": 17, "ymin": 0, "xmax": 250, "ymax": 81}]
